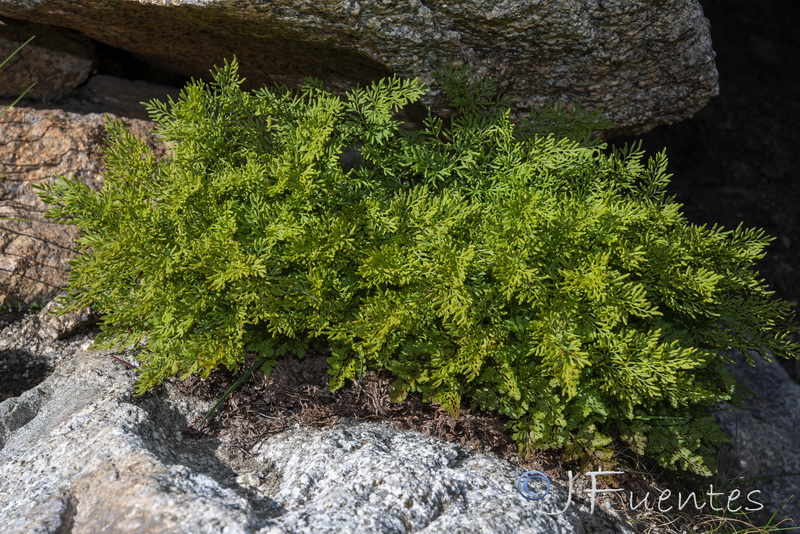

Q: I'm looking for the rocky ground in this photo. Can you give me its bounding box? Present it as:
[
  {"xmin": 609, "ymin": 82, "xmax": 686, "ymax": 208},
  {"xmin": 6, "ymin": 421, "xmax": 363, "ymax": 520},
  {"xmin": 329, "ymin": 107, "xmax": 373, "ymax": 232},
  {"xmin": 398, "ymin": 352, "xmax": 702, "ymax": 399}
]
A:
[
  {"xmin": 1, "ymin": 0, "xmax": 799, "ymax": 531},
  {"xmin": 5, "ymin": 299, "xmax": 799, "ymax": 533}
]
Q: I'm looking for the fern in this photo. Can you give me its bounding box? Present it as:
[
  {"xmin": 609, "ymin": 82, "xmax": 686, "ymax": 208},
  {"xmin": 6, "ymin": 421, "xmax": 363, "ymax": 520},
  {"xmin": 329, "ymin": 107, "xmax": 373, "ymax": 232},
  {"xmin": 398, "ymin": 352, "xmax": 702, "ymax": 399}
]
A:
[{"xmin": 36, "ymin": 57, "xmax": 799, "ymax": 475}]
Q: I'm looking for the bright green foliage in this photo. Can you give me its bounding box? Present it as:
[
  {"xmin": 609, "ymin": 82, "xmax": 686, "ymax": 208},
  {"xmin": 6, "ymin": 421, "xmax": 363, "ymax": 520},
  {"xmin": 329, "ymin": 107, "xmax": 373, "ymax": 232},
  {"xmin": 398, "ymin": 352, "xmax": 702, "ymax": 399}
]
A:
[{"xmin": 37, "ymin": 58, "xmax": 799, "ymax": 475}]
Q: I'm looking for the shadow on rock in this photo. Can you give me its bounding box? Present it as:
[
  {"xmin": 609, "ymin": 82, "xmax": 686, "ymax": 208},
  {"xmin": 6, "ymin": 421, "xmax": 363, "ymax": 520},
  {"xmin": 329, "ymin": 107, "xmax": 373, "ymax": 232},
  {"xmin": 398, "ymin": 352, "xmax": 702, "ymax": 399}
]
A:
[
  {"xmin": 134, "ymin": 386, "xmax": 286, "ymax": 526},
  {"xmin": 0, "ymin": 348, "xmax": 52, "ymax": 401}
]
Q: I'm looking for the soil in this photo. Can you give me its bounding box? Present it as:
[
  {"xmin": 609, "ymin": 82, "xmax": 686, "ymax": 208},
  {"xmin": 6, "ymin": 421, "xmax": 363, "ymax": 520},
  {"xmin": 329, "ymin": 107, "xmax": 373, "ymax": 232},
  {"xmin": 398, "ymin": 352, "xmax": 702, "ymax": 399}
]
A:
[{"xmin": 174, "ymin": 354, "xmax": 555, "ymax": 469}]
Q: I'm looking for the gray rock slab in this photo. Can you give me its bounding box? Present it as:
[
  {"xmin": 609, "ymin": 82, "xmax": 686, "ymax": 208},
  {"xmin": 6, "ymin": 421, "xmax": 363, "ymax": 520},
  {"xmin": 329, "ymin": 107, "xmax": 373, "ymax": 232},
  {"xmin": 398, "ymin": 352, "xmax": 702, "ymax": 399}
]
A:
[
  {"xmin": 0, "ymin": 327, "xmax": 635, "ymax": 533},
  {"xmin": 0, "ymin": 0, "xmax": 718, "ymax": 136},
  {"xmin": 714, "ymin": 352, "xmax": 800, "ymax": 527},
  {"xmin": 247, "ymin": 422, "xmax": 633, "ymax": 533},
  {"xmin": 0, "ymin": 347, "xmax": 256, "ymax": 533}
]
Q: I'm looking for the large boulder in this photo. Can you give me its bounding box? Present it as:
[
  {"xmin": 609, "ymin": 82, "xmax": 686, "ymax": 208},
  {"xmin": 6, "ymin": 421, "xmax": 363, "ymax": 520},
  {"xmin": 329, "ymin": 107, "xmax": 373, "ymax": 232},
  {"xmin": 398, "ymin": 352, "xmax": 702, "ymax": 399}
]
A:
[
  {"xmin": 714, "ymin": 352, "xmax": 800, "ymax": 527},
  {"xmin": 0, "ymin": 312, "xmax": 635, "ymax": 533},
  {"xmin": 0, "ymin": 0, "xmax": 717, "ymax": 136}
]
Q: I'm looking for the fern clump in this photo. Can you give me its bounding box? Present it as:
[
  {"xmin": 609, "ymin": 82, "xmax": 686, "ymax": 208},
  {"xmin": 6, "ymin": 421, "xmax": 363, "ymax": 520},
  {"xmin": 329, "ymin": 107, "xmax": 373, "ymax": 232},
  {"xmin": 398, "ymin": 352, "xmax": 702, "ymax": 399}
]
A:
[{"xmin": 37, "ymin": 59, "xmax": 798, "ymax": 475}]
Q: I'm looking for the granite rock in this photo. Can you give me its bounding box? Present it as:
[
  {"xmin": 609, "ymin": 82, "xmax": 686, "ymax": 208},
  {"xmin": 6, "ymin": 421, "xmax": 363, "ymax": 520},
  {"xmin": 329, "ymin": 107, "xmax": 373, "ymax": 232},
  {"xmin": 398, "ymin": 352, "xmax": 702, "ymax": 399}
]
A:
[
  {"xmin": 0, "ymin": 93, "xmax": 169, "ymax": 307},
  {"xmin": 36, "ymin": 295, "xmax": 98, "ymax": 340},
  {"xmin": 0, "ymin": 0, "xmax": 718, "ymax": 136},
  {"xmin": 714, "ymin": 352, "xmax": 800, "ymax": 527},
  {"xmin": 0, "ymin": 310, "xmax": 636, "ymax": 533}
]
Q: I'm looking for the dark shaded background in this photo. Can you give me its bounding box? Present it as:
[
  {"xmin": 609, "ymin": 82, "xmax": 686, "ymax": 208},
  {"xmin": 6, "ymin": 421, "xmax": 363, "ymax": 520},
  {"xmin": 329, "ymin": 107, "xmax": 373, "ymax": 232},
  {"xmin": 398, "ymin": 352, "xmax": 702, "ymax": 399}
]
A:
[{"xmin": 613, "ymin": 0, "xmax": 799, "ymax": 324}]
